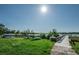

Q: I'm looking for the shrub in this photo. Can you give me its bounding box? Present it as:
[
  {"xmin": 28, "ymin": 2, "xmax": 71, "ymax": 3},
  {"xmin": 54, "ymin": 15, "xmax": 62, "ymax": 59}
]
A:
[
  {"xmin": 46, "ymin": 34, "xmax": 52, "ymax": 39},
  {"xmin": 49, "ymin": 36, "xmax": 57, "ymax": 42},
  {"xmin": 40, "ymin": 33, "xmax": 46, "ymax": 39}
]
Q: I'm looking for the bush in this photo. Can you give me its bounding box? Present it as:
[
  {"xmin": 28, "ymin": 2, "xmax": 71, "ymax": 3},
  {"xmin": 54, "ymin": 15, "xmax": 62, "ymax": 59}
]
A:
[
  {"xmin": 50, "ymin": 38, "xmax": 57, "ymax": 42},
  {"xmin": 49, "ymin": 36, "xmax": 57, "ymax": 42},
  {"xmin": 40, "ymin": 33, "xmax": 46, "ymax": 39},
  {"xmin": 46, "ymin": 34, "xmax": 52, "ymax": 39}
]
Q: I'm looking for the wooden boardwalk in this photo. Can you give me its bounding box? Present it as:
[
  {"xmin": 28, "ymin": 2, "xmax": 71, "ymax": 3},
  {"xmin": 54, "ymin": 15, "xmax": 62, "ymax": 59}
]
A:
[{"xmin": 51, "ymin": 35, "xmax": 77, "ymax": 55}]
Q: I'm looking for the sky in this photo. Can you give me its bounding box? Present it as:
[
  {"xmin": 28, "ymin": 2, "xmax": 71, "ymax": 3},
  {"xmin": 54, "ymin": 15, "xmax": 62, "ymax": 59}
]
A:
[{"xmin": 0, "ymin": 4, "xmax": 79, "ymax": 32}]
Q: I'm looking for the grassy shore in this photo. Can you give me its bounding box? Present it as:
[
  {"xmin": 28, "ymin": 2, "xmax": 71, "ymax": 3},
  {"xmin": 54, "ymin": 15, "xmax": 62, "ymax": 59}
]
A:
[
  {"xmin": 70, "ymin": 37, "xmax": 79, "ymax": 54},
  {"xmin": 0, "ymin": 38, "xmax": 54, "ymax": 55}
]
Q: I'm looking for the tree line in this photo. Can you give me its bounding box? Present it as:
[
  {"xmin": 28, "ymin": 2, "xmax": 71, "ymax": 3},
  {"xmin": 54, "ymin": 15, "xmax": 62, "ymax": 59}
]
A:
[
  {"xmin": 0, "ymin": 23, "xmax": 35, "ymax": 35},
  {"xmin": 0, "ymin": 23, "xmax": 59, "ymax": 39}
]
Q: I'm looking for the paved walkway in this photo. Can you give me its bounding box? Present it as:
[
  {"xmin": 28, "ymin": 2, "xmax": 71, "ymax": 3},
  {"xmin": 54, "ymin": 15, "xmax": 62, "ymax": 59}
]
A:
[{"xmin": 51, "ymin": 35, "xmax": 77, "ymax": 55}]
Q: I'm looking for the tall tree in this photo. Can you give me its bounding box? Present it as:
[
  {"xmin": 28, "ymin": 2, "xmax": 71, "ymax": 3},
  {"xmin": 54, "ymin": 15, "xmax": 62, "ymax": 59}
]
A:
[
  {"xmin": 4, "ymin": 28, "xmax": 10, "ymax": 34},
  {"xmin": 0, "ymin": 24, "xmax": 6, "ymax": 35},
  {"xmin": 52, "ymin": 29, "xmax": 59, "ymax": 37},
  {"xmin": 47, "ymin": 31, "xmax": 53, "ymax": 39},
  {"xmin": 10, "ymin": 30, "xmax": 16, "ymax": 34},
  {"xmin": 16, "ymin": 30, "xmax": 20, "ymax": 34}
]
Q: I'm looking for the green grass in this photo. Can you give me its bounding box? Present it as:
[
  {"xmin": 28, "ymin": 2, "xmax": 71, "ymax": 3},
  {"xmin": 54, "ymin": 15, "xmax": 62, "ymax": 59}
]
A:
[
  {"xmin": 71, "ymin": 42, "xmax": 79, "ymax": 54},
  {"xmin": 0, "ymin": 38, "xmax": 54, "ymax": 55},
  {"xmin": 70, "ymin": 37, "xmax": 79, "ymax": 54}
]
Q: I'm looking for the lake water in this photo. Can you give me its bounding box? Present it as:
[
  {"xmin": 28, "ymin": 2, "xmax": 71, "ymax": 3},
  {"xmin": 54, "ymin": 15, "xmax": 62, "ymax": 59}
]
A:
[
  {"xmin": 60, "ymin": 33, "xmax": 79, "ymax": 37},
  {"xmin": 67, "ymin": 34, "xmax": 79, "ymax": 37}
]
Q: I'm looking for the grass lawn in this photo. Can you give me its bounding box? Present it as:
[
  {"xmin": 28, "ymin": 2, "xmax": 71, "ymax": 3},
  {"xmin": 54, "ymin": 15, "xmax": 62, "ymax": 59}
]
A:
[
  {"xmin": 0, "ymin": 38, "xmax": 54, "ymax": 55},
  {"xmin": 70, "ymin": 37, "xmax": 79, "ymax": 54}
]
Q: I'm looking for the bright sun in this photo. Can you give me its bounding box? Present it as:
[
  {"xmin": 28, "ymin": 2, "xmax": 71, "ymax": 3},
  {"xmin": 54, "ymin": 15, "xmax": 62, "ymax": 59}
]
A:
[{"xmin": 41, "ymin": 5, "xmax": 47, "ymax": 13}]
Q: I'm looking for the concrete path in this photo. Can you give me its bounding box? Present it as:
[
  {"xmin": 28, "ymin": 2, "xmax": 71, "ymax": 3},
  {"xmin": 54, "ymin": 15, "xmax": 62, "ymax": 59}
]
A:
[{"xmin": 51, "ymin": 35, "xmax": 77, "ymax": 55}]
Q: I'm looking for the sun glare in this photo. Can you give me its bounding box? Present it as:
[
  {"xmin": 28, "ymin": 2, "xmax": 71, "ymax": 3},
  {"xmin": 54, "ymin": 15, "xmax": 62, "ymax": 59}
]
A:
[{"xmin": 41, "ymin": 5, "xmax": 47, "ymax": 13}]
